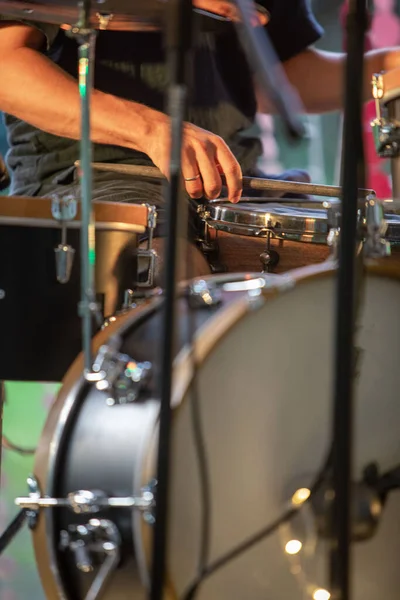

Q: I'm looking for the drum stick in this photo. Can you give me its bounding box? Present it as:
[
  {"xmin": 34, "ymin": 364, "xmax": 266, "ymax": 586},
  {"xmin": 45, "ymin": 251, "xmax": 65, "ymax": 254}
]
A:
[{"xmin": 77, "ymin": 161, "xmax": 375, "ymax": 199}]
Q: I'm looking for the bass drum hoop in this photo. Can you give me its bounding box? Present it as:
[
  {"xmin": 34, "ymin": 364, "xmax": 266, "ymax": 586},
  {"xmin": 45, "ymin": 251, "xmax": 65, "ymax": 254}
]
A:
[{"xmin": 31, "ymin": 259, "xmax": 399, "ymax": 598}]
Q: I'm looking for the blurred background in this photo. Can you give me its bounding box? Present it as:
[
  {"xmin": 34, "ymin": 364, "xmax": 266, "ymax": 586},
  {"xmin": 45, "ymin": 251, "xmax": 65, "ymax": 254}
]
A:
[{"xmin": 0, "ymin": 1, "xmax": 398, "ymax": 598}]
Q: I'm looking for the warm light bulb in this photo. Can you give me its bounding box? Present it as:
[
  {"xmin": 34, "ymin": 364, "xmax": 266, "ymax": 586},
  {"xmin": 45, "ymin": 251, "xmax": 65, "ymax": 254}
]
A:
[
  {"xmin": 313, "ymin": 589, "xmax": 331, "ymax": 600},
  {"xmin": 285, "ymin": 539, "xmax": 302, "ymax": 555},
  {"xmin": 292, "ymin": 487, "xmax": 311, "ymax": 505}
]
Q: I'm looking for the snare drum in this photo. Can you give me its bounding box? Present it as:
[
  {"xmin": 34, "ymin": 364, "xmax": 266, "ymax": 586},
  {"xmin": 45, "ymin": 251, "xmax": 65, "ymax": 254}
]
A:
[
  {"xmin": 198, "ymin": 199, "xmax": 400, "ymax": 273},
  {"xmin": 27, "ymin": 264, "xmax": 400, "ymax": 599},
  {"xmin": 0, "ymin": 195, "xmax": 156, "ymax": 382}
]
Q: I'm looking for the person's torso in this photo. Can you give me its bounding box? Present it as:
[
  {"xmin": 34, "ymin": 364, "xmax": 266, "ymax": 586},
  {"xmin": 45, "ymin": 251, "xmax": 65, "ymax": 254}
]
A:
[{"xmin": 4, "ymin": 12, "xmax": 264, "ymax": 196}]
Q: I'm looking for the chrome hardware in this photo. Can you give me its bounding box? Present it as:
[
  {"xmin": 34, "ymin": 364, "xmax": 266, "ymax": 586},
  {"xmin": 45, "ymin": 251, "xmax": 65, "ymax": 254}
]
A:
[
  {"xmin": 0, "ymin": 289, "xmax": 5, "ymax": 300},
  {"xmin": 188, "ymin": 279, "xmax": 222, "ymax": 308},
  {"xmin": 325, "ymin": 200, "xmax": 342, "ymax": 259},
  {"xmin": 52, "ymin": 194, "xmax": 77, "ymax": 284},
  {"xmin": 363, "ymin": 197, "xmax": 391, "ymax": 258},
  {"xmin": 60, "ymin": 518, "xmax": 120, "ymax": 600},
  {"xmin": 137, "ymin": 205, "xmax": 158, "ymax": 288},
  {"xmin": 91, "ymin": 337, "xmax": 153, "ymax": 405},
  {"xmin": 96, "ymin": 13, "xmax": 114, "ymax": 30},
  {"xmin": 16, "ymin": 488, "xmax": 154, "ymax": 513},
  {"xmin": 371, "ymin": 73, "xmax": 400, "ymax": 158},
  {"xmin": 23, "ymin": 475, "xmax": 41, "ymax": 529},
  {"xmin": 122, "ymin": 289, "xmax": 135, "ymax": 309},
  {"xmin": 51, "ymin": 194, "xmax": 77, "ymax": 221},
  {"xmin": 55, "ymin": 244, "xmax": 75, "ymax": 284}
]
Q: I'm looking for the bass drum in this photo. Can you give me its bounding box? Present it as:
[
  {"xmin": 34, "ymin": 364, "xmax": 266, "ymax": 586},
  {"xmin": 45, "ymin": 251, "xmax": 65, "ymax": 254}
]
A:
[{"xmin": 31, "ymin": 264, "xmax": 400, "ymax": 599}]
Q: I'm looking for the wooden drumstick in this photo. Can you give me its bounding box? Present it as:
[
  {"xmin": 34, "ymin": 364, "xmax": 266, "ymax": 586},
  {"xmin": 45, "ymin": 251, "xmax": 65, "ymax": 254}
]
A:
[{"xmin": 76, "ymin": 161, "xmax": 375, "ymax": 199}]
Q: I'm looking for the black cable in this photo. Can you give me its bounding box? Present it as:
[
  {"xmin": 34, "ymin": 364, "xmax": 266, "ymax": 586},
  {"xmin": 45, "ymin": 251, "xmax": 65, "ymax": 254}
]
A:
[
  {"xmin": 189, "ymin": 328, "xmax": 211, "ymax": 576},
  {"xmin": 182, "ymin": 449, "xmax": 332, "ymax": 599},
  {"xmin": 0, "ymin": 509, "xmax": 27, "ymax": 555},
  {"xmin": 2, "ymin": 435, "xmax": 35, "ymax": 456}
]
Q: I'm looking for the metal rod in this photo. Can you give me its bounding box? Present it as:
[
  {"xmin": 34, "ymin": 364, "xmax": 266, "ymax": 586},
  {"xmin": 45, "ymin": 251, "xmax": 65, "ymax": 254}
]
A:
[
  {"xmin": 82, "ymin": 161, "xmax": 375, "ymax": 199},
  {"xmin": 149, "ymin": 1, "xmax": 193, "ymax": 599},
  {"xmin": 75, "ymin": 1, "xmax": 97, "ymax": 375},
  {"xmin": 329, "ymin": 0, "xmax": 368, "ymax": 597}
]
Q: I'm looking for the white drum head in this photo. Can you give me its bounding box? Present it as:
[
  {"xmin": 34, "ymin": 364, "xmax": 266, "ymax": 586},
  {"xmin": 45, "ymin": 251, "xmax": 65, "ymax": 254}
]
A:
[{"xmin": 140, "ymin": 266, "xmax": 400, "ymax": 599}]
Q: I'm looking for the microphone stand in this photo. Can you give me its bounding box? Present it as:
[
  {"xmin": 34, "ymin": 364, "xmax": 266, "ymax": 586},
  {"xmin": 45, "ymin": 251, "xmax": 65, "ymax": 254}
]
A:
[
  {"xmin": 329, "ymin": 0, "xmax": 369, "ymax": 598},
  {"xmin": 149, "ymin": 1, "xmax": 193, "ymax": 598}
]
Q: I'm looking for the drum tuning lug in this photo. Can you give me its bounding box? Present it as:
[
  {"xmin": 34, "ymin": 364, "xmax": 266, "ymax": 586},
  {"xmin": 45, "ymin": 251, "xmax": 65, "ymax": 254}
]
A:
[
  {"xmin": 54, "ymin": 244, "xmax": 75, "ymax": 284},
  {"xmin": 363, "ymin": 197, "xmax": 391, "ymax": 259},
  {"xmin": 187, "ymin": 279, "xmax": 222, "ymax": 308},
  {"xmin": 122, "ymin": 289, "xmax": 136, "ymax": 309},
  {"xmin": 52, "ymin": 194, "xmax": 77, "ymax": 284},
  {"xmin": 60, "ymin": 519, "xmax": 121, "ymax": 598},
  {"xmin": 259, "ymin": 249, "xmax": 279, "ymax": 273},
  {"xmin": 92, "ymin": 342, "xmax": 153, "ymax": 405}
]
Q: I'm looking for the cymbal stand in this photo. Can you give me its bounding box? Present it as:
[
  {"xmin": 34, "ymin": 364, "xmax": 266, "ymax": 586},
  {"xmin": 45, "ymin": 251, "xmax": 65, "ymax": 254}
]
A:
[
  {"xmin": 149, "ymin": 1, "xmax": 194, "ymax": 599},
  {"xmin": 329, "ymin": 0, "xmax": 369, "ymax": 598},
  {"xmin": 68, "ymin": 0, "xmax": 101, "ymax": 377}
]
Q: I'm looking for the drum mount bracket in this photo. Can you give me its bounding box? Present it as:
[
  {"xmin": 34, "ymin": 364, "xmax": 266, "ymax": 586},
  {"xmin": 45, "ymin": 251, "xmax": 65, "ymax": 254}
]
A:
[
  {"xmin": 91, "ymin": 337, "xmax": 153, "ymax": 405},
  {"xmin": 60, "ymin": 518, "xmax": 121, "ymax": 600}
]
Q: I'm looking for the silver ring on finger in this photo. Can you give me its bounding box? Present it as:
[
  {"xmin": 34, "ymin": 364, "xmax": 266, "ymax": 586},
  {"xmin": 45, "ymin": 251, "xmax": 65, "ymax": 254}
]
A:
[{"xmin": 184, "ymin": 174, "xmax": 201, "ymax": 182}]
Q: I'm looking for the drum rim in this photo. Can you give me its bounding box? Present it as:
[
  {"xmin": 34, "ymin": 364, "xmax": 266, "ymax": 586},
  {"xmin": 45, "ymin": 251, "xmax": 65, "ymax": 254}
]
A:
[
  {"xmin": 203, "ymin": 202, "xmax": 330, "ymax": 244},
  {"xmin": 31, "ymin": 260, "xmax": 400, "ymax": 597}
]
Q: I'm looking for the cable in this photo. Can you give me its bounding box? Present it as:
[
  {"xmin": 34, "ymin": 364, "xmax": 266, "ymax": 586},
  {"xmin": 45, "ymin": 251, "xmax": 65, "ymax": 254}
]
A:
[
  {"xmin": 2, "ymin": 435, "xmax": 36, "ymax": 456},
  {"xmin": 180, "ymin": 437, "xmax": 332, "ymax": 598},
  {"xmin": 0, "ymin": 509, "xmax": 27, "ymax": 555},
  {"xmin": 186, "ymin": 276, "xmax": 212, "ymax": 580}
]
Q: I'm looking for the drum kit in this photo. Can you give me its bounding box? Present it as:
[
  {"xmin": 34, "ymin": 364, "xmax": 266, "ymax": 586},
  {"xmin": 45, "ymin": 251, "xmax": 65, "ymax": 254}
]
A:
[{"xmin": 0, "ymin": 1, "xmax": 399, "ymax": 600}]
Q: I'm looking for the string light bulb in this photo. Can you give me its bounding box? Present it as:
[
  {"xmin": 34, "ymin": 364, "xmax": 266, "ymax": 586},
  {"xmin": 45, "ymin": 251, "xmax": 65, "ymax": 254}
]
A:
[{"xmin": 285, "ymin": 539, "xmax": 302, "ymax": 555}]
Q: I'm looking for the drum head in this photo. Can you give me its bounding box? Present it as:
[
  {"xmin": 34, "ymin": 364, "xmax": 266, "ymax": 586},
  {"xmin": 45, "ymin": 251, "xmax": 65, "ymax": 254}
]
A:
[{"xmin": 162, "ymin": 264, "xmax": 400, "ymax": 598}]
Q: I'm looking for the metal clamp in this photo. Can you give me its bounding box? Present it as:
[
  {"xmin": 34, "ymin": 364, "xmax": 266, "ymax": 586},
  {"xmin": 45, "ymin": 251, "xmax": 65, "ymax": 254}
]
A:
[
  {"xmin": 91, "ymin": 337, "xmax": 153, "ymax": 405},
  {"xmin": 60, "ymin": 518, "xmax": 121, "ymax": 600},
  {"xmin": 52, "ymin": 194, "xmax": 77, "ymax": 284}
]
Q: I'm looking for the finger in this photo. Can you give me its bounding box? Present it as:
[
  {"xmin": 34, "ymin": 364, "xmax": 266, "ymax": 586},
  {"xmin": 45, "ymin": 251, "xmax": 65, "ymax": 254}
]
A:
[
  {"xmin": 214, "ymin": 141, "xmax": 242, "ymax": 203},
  {"xmin": 181, "ymin": 146, "xmax": 204, "ymax": 199},
  {"xmin": 195, "ymin": 143, "xmax": 223, "ymax": 200}
]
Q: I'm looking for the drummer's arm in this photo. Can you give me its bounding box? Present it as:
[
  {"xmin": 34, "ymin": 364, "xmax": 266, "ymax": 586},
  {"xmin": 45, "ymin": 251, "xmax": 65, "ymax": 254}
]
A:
[
  {"xmin": 0, "ymin": 22, "xmax": 243, "ymax": 202},
  {"xmin": 0, "ymin": 22, "xmax": 162, "ymax": 152},
  {"xmin": 256, "ymin": 47, "xmax": 400, "ymax": 114}
]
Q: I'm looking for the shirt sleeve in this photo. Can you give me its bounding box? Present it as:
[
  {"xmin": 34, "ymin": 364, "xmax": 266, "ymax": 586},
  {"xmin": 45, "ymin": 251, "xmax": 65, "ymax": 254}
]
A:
[
  {"xmin": 265, "ymin": 0, "xmax": 324, "ymax": 63},
  {"xmin": 0, "ymin": 16, "xmax": 59, "ymax": 50}
]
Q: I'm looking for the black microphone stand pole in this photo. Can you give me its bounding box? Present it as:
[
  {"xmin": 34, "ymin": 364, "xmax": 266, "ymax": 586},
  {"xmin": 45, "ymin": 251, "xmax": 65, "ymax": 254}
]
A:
[
  {"xmin": 329, "ymin": 0, "xmax": 369, "ymax": 598},
  {"xmin": 150, "ymin": 1, "xmax": 194, "ymax": 598}
]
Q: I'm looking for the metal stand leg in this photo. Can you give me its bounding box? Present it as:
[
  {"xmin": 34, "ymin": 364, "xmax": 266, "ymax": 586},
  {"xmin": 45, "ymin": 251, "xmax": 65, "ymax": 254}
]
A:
[{"xmin": 68, "ymin": 1, "xmax": 102, "ymax": 378}]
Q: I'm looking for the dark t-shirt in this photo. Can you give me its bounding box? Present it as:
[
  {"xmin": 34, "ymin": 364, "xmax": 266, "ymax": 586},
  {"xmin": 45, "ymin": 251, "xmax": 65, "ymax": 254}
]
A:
[{"xmin": 1, "ymin": 0, "xmax": 323, "ymax": 196}]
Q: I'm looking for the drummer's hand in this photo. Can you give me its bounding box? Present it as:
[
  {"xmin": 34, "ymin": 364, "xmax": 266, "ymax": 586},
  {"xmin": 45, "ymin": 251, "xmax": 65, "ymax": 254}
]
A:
[{"xmin": 145, "ymin": 116, "xmax": 243, "ymax": 203}]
